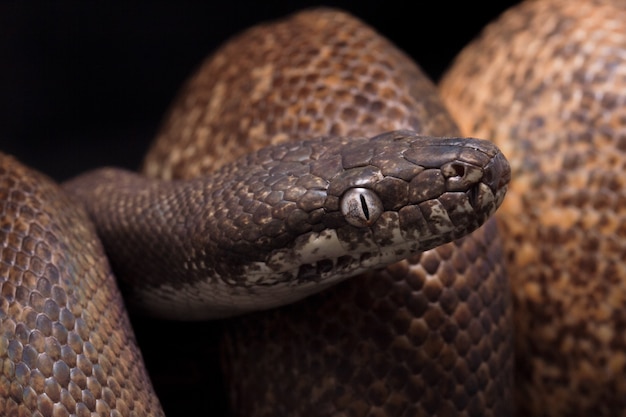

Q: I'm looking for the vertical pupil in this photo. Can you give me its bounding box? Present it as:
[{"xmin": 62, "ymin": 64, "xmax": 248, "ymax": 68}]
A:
[{"xmin": 359, "ymin": 194, "xmax": 370, "ymax": 220}]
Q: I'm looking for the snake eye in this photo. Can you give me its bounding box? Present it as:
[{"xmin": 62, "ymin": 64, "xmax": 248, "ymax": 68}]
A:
[{"xmin": 340, "ymin": 188, "xmax": 383, "ymax": 227}]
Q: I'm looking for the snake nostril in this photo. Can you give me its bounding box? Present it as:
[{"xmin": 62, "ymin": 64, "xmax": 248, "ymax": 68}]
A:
[
  {"xmin": 450, "ymin": 163, "xmax": 466, "ymax": 178},
  {"xmin": 443, "ymin": 162, "xmax": 473, "ymax": 181},
  {"xmin": 443, "ymin": 161, "xmax": 483, "ymax": 192}
]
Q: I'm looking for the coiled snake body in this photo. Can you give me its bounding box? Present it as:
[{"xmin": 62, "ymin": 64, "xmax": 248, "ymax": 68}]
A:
[
  {"xmin": 1, "ymin": 1, "xmax": 623, "ymax": 416},
  {"xmin": 441, "ymin": 1, "xmax": 626, "ymax": 415}
]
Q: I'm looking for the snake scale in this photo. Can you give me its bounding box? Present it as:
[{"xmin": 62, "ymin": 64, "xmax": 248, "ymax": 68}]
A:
[{"xmin": 0, "ymin": 1, "xmax": 623, "ymax": 416}]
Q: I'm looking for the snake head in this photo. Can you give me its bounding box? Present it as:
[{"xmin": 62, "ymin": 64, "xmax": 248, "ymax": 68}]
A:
[
  {"xmin": 285, "ymin": 130, "xmax": 510, "ymax": 255},
  {"xmin": 244, "ymin": 130, "xmax": 511, "ymax": 310}
]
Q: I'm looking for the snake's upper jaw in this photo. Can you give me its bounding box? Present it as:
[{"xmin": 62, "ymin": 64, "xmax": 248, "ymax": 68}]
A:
[
  {"xmin": 461, "ymin": 146, "xmax": 511, "ymax": 221},
  {"xmin": 454, "ymin": 138, "xmax": 511, "ymax": 217}
]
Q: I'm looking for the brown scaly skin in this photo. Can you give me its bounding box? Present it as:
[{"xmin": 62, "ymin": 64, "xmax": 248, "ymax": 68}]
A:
[
  {"xmin": 0, "ymin": 153, "xmax": 164, "ymax": 416},
  {"xmin": 142, "ymin": 8, "xmax": 456, "ymax": 180},
  {"xmin": 140, "ymin": 8, "xmax": 514, "ymax": 416},
  {"xmin": 0, "ymin": 7, "xmax": 513, "ymax": 417},
  {"xmin": 224, "ymin": 219, "xmax": 511, "ymax": 417},
  {"xmin": 440, "ymin": 0, "xmax": 626, "ymax": 415}
]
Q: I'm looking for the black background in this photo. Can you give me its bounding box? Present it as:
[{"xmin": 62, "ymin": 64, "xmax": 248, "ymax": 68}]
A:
[
  {"xmin": 0, "ymin": 1, "xmax": 520, "ymax": 182},
  {"xmin": 1, "ymin": 2, "xmax": 522, "ymax": 416}
]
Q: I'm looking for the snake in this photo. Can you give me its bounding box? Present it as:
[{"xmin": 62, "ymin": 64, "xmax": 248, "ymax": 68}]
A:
[
  {"xmin": 4, "ymin": 1, "xmax": 623, "ymax": 416},
  {"xmin": 440, "ymin": 0, "xmax": 626, "ymax": 415},
  {"xmin": 0, "ymin": 7, "xmax": 512, "ymax": 417}
]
